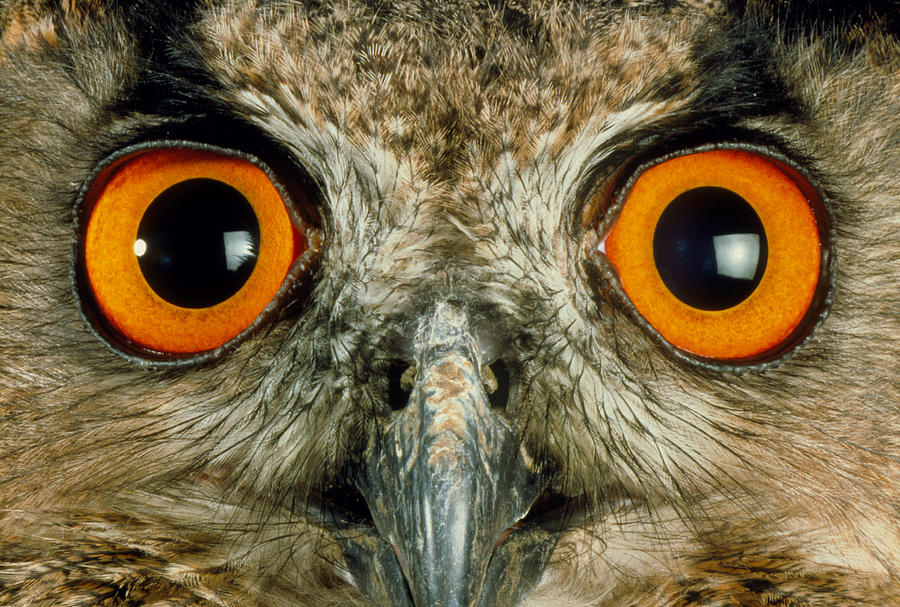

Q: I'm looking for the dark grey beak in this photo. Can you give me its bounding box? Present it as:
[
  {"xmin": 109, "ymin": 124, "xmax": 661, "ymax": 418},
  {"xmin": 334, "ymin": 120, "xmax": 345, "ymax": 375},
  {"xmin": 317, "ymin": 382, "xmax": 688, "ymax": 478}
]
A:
[{"xmin": 335, "ymin": 303, "xmax": 556, "ymax": 607}]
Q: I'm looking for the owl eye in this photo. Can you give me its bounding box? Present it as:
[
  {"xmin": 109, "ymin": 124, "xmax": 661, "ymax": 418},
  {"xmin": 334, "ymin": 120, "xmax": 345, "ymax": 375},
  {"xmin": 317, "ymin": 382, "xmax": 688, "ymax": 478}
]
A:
[
  {"xmin": 79, "ymin": 146, "xmax": 313, "ymax": 356},
  {"xmin": 600, "ymin": 149, "xmax": 827, "ymax": 361}
]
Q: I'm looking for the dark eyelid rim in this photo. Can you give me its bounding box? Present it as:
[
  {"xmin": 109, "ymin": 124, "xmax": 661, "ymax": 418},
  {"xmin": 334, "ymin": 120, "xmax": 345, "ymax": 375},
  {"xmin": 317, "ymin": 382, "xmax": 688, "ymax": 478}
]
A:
[
  {"xmin": 71, "ymin": 139, "xmax": 323, "ymax": 367},
  {"xmin": 575, "ymin": 125, "xmax": 819, "ymax": 228},
  {"xmin": 580, "ymin": 137, "xmax": 835, "ymax": 373}
]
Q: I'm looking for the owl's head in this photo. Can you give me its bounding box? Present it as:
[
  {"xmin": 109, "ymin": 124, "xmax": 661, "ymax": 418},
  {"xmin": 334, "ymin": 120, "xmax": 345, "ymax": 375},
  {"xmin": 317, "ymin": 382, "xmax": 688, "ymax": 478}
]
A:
[{"xmin": 0, "ymin": 0, "xmax": 897, "ymax": 606}]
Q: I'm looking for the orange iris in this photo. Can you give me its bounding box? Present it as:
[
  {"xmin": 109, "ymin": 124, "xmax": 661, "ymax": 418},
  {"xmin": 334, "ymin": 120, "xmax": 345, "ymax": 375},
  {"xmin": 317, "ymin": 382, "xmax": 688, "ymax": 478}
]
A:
[
  {"xmin": 602, "ymin": 149, "xmax": 824, "ymax": 361},
  {"xmin": 82, "ymin": 148, "xmax": 306, "ymax": 354}
]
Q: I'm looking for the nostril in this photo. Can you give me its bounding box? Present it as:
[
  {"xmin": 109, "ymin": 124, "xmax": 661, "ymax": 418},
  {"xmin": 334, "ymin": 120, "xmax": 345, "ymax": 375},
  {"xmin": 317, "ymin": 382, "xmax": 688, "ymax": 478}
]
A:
[
  {"xmin": 486, "ymin": 359, "xmax": 510, "ymax": 410},
  {"xmin": 517, "ymin": 490, "xmax": 587, "ymax": 531},
  {"xmin": 387, "ymin": 359, "xmax": 414, "ymax": 411},
  {"xmin": 317, "ymin": 481, "xmax": 375, "ymax": 527}
]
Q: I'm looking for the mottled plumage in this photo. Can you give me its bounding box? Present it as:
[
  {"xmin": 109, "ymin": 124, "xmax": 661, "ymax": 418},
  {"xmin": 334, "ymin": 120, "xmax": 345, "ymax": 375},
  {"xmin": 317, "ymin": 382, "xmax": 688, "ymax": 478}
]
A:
[{"xmin": 0, "ymin": 0, "xmax": 897, "ymax": 605}]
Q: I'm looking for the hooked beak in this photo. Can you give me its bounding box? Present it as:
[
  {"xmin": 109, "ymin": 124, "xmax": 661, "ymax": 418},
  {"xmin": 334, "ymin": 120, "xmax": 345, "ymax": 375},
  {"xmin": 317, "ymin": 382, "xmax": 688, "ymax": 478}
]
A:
[{"xmin": 335, "ymin": 303, "xmax": 556, "ymax": 607}]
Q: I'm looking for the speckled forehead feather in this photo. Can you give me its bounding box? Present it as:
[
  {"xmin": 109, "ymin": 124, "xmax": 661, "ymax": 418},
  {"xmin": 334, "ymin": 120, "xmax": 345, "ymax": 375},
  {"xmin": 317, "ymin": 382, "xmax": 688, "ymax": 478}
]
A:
[{"xmin": 194, "ymin": 1, "xmax": 708, "ymax": 185}]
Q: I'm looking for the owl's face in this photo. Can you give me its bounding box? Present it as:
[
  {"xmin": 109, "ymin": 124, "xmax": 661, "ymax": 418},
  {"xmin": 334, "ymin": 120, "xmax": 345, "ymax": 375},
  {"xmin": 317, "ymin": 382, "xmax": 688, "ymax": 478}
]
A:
[{"xmin": 0, "ymin": 0, "xmax": 897, "ymax": 606}]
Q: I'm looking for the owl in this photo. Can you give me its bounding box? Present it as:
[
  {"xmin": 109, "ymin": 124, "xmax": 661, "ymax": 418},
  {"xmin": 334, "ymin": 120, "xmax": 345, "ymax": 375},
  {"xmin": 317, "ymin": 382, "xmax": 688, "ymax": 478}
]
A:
[{"xmin": 0, "ymin": 0, "xmax": 897, "ymax": 605}]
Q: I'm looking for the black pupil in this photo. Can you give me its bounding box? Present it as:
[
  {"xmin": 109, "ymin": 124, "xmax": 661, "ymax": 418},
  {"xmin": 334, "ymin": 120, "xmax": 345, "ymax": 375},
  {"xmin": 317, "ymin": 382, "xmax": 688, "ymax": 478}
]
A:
[
  {"xmin": 135, "ymin": 178, "xmax": 260, "ymax": 309},
  {"xmin": 652, "ymin": 187, "xmax": 767, "ymax": 311}
]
